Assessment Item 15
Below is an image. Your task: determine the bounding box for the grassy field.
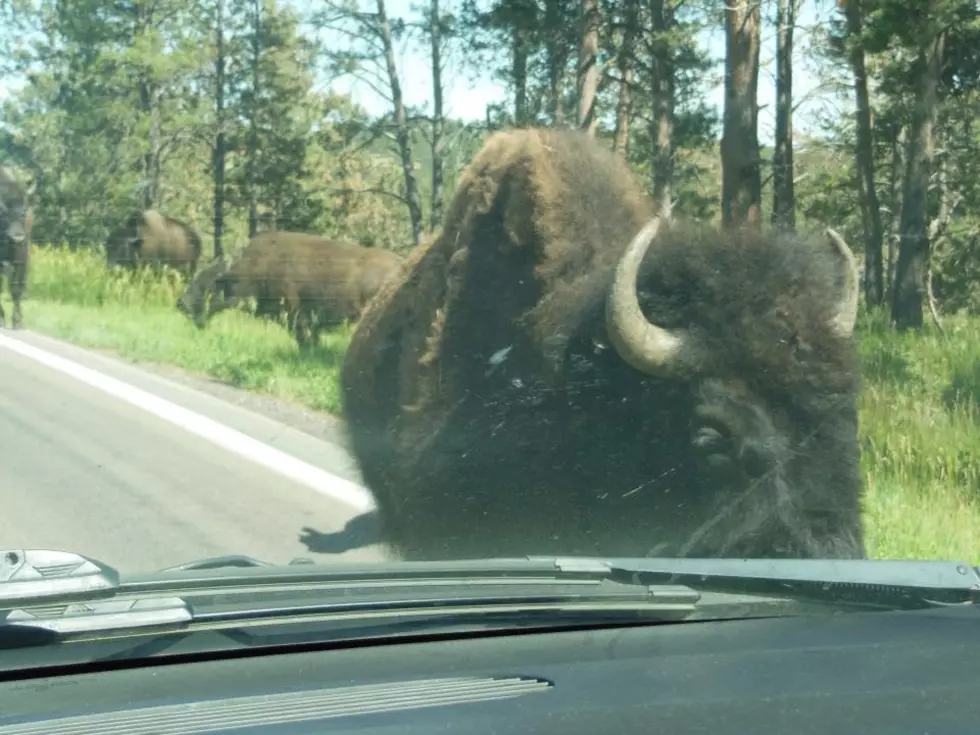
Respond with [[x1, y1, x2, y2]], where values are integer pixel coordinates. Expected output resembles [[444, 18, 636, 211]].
[[8, 244, 980, 563]]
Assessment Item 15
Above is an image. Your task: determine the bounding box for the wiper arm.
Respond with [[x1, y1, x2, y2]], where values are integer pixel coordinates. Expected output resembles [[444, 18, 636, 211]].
[[0, 549, 119, 607], [0, 549, 190, 635], [546, 556, 980, 610]]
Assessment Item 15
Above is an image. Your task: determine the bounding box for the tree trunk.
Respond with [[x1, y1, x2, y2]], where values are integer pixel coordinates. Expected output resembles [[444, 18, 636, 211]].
[[844, 0, 884, 306], [720, 0, 761, 228], [544, 0, 568, 125], [886, 125, 906, 296], [512, 25, 530, 125], [771, 0, 795, 231], [377, 0, 424, 245], [138, 78, 161, 210], [134, 4, 159, 211], [576, 0, 599, 133], [925, 150, 951, 332], [613, 0, 637, 156], [891, 29, 946, 330], [212, 0, 226, 258], [429, 0, 444, 230], [650, 0, 674, 218], [246, 0, 260, 239]]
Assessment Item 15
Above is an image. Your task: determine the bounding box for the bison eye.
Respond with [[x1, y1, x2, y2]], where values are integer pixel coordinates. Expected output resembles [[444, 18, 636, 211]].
[[782, 330, 808, 358]]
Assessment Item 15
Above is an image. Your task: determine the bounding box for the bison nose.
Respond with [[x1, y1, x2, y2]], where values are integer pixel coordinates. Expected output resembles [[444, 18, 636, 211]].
[[692, 407, 734, 450], [739, 439, 776, 480]]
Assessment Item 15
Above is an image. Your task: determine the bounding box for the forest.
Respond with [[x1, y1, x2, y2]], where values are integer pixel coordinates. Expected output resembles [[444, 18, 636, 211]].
[[1, 0, 979, 561]]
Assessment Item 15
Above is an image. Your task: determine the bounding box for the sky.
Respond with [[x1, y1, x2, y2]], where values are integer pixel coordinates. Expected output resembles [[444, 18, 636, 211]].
[[0, 0, 852, 146]]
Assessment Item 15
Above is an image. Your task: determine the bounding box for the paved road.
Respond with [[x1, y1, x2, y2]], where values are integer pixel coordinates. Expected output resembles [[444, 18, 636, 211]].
[[0, 330, 390, 573]]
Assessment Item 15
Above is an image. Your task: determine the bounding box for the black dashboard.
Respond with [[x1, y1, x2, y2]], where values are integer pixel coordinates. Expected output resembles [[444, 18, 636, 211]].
[[0, 605, 978, 734]]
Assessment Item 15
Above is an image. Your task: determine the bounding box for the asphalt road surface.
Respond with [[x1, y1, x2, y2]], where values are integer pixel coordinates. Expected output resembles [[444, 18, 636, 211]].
[[0, 329, 391, 574]]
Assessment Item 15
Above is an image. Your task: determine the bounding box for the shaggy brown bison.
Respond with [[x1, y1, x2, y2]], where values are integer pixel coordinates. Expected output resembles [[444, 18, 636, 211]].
[[176, 231, 403, 347], [341, 127, 864, 562], [0, 166, 33, 330], [105, 209, 202, 278]]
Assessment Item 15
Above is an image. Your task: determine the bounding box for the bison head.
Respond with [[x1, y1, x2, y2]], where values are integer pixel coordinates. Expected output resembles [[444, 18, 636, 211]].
[[2, 210, 30, 249], [105, 214, 144, 269], [598, 218, 862, 558], [0, 171, 32, 252], [177, 255, 234, 328], [606, 218, 859, 372]]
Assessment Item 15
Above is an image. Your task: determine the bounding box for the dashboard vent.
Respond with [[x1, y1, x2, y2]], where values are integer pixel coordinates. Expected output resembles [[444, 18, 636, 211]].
[[0, 675, 553, 735]]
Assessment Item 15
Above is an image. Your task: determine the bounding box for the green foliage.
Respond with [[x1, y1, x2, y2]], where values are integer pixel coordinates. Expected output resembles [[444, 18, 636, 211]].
[[0, 0, 417, 258]]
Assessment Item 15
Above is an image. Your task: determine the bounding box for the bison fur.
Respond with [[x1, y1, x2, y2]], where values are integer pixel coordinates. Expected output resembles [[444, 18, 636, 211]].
[[177, 230, 404, 348], [341, 127, 865, 562]]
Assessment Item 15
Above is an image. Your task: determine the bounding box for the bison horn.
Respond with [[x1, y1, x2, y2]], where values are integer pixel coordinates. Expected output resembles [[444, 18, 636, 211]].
[[825, 228, 860, 338], [606, 217, 695, 375]]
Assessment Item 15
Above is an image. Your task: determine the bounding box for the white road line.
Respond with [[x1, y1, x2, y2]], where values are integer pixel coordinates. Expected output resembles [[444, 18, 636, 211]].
[[0, 332, 377, 513]]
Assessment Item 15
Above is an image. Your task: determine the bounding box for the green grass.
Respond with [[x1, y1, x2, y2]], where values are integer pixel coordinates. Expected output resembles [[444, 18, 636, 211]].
[[855, 308, 980, 561], [18, 245, 354, 414], [8, 244, 980, 563]]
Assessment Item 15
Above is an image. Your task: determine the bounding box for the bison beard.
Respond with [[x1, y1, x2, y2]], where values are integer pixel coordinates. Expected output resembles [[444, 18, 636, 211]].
[[342, 127, 865, 562]]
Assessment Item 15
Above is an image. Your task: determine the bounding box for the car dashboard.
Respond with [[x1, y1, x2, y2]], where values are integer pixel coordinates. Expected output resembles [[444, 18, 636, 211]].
[[0, 604, 978, 734]]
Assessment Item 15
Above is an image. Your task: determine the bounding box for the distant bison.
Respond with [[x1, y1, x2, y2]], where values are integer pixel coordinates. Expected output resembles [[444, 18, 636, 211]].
[[341, 128, 864, 562], [176, 231, 404, 347], [105, 210, 202, 278], [0, 166, 33, 330]]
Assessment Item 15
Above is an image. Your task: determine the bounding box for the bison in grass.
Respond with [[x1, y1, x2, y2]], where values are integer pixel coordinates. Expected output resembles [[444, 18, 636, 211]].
[[105, 210, 202, 278], [0, 166, 33, 330], [176, 231, 404, 348], [341, 127, 865, 562]]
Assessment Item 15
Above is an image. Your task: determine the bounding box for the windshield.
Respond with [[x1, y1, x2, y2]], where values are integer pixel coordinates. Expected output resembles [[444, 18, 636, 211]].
[[0, 0, 976, 600]]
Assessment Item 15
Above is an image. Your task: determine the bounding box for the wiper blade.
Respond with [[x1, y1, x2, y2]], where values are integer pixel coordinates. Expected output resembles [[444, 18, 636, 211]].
[[160, 554, 316, 572], [549, 556, 980, 610], [3, 597, 191, 635]]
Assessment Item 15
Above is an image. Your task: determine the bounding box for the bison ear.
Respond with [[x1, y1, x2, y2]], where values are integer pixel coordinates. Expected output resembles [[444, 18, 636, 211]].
[[824, 228, 860, 338]]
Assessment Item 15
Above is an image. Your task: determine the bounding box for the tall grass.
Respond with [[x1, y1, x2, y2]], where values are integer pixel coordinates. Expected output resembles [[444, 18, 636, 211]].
[[8, 244, 980, 562], [855, 308, 980, 561]]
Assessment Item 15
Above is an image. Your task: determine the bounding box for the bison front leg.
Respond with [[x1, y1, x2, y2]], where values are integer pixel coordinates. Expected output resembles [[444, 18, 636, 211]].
[[9, 258, 27, 329], [294, 310, 325, 350], [291, 310, 313, 349]]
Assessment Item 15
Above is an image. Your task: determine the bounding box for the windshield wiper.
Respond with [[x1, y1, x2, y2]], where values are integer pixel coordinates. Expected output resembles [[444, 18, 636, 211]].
[[2, 549, 978, 641], [544, 556, 980, 610], [0, 549, 191, 635]]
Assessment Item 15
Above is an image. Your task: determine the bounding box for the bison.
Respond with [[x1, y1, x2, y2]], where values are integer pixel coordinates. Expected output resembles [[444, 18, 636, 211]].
[[105, 209, 202, 278], [341, 127, 865, 563], [176, 230, 404, 348], [0, 166, 33, 330]]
